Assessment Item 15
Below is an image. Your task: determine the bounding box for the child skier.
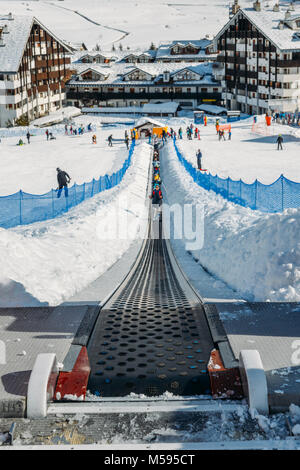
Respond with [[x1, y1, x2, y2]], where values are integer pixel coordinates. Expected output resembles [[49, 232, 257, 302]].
[[150, 184, 163, 206]]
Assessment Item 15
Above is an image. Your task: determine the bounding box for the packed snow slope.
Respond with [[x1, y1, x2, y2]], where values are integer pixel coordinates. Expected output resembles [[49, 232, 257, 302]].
[[163, 140, 300, 302], [0, 141, 151, 306], [167, 116, 300, 184], [0, 121, 132, 195], [0, 0, 264, 50]]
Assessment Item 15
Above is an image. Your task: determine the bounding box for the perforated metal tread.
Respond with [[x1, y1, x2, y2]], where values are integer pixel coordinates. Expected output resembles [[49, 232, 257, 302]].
[[87, 216, 214, 397]]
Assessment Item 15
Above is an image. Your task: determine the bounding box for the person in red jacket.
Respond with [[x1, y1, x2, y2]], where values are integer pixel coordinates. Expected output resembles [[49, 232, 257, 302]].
[[150, 184, 163, 206]]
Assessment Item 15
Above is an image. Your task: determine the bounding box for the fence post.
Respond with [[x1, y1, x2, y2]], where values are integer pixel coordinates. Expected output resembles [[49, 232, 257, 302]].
[[227, 177, 230, 199], [281, 174, 284, 211], [254, 179, 258, 210], [91, 179, 95, 197], [52, 189, 54, 217], [239, 179, 242, 202], [19, 190, 23, 225], [83, 183, 86, 201]]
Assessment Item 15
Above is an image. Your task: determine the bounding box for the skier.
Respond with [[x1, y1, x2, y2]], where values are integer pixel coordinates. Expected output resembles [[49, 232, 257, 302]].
[[228, 129, 232, 141], [178, 127, 183, 139], [46, 129, 49, 141], [26, 131, 31, 144], [65, 124, 68, 135], [276, 134, 283, 150], [150, 183, 163, 206], [125, 135, 129, 150], [196, 149, 202, 170], [56, 168, 71, 198], [108, 134, 113, 147], [92, 134, 97, 144]]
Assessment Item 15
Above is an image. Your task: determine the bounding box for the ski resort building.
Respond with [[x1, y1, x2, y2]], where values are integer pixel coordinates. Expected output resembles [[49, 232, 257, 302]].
[[155, 39, 217, 63], [65, 62, 222, 111], [213, 1, 300, 115], [73, 40, 216, 66], [0, 14, 73, 127]]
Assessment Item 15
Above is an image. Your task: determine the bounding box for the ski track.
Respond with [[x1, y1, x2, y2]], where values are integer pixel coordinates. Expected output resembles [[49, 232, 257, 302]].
[[43, 1, 130, 46]]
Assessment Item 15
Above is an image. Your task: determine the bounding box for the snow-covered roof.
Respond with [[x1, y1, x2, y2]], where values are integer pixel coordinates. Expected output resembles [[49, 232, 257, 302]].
[[0, 14, 73, 73], [197, 104, 227, 115], [82, 102, 179, 116], [32, 106, 81, 127], [68, 61, 218, 86], [135, 117, 166, 128], [156, 39, 212, 57], [142, 102, 179, 113], [74, 49, 156, 64], [82, 106, 142, 114], [215, 7, 300, 52]]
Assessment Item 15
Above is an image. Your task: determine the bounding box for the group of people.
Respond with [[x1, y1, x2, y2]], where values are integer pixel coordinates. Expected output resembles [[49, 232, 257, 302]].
[[215, 120, 232, 141], [149, 144, 163, 206], [106, 131, 131, 149], [186, 124, 201, 140], [64, 123, 92, 136], [272, 112, 300, 127]]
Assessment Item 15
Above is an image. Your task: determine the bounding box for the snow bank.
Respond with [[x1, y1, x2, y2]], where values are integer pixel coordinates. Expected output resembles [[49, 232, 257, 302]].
[[0, 142, 151, 306], [163, 142, 300, 302], [32, 107, 81, 127]]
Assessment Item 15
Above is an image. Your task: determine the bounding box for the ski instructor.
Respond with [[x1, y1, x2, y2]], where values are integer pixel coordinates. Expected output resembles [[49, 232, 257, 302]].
[[56, 167, 71, 198]]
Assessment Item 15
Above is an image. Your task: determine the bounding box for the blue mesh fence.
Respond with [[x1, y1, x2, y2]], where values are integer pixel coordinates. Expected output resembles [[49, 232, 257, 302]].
[[0, 140, 135, 229], [173, 139, 300, 213]]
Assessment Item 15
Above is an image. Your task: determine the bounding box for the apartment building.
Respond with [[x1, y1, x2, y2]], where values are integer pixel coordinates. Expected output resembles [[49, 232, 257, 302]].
[[0, 14, 73, 127], [65, 62, 222, 110], [213, 1, 300, 115], [73, 39, 216, 67]]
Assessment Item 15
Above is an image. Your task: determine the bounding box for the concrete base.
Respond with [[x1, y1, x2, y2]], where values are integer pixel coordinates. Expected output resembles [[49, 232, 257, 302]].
[[211, 302, 300, 412], [0, 305, 99, 417]]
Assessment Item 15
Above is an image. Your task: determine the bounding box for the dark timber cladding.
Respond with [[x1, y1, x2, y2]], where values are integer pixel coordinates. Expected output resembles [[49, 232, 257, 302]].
[[87, 217, 214, 397], [19, 22, 71, 98], [217, 10, 300, 106]]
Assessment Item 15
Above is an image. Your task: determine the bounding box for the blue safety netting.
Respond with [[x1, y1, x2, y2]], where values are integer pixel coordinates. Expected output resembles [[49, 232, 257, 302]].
[[173, 139, 300, 213], [0, 141, 135, 229]]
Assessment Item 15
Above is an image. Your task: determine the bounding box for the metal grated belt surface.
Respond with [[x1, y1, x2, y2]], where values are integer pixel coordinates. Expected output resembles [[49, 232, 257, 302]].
[[87, 216, 214, 398]]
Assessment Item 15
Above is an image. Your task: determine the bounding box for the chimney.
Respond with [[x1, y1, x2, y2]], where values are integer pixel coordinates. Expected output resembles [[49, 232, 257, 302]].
[[7, 12, 13, 20], [0, 38, 4, 47], [253, 1, 261, 11], [273, 2, 280, 12], [285, 10, 291, 20], [232, 0, 240, 15], [289, 2, 295, 12], [2, 24, 8, 33]]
